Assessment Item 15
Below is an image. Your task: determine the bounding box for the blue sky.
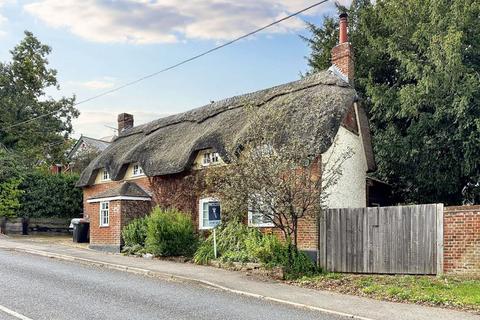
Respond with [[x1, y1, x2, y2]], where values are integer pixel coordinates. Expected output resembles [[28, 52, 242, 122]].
[[0, 0, 348, 139]]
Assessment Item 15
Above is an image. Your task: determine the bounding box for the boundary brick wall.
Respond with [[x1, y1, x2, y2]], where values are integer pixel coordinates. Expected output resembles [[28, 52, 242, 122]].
[[444, 205, 480, 277]]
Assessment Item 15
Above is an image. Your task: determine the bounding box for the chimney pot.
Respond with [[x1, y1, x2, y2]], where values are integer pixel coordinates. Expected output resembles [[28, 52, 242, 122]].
[[339, 13, 348, 44], [118, 113, 134, 132]]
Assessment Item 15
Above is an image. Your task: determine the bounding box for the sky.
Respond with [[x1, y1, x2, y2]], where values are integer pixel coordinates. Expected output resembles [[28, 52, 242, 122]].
[[0, 0, 350, 139]]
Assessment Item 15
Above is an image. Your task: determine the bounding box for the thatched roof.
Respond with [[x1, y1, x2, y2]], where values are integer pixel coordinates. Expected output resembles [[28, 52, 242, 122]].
[[87, 182, 151, 201], [77, 70, 360, 187]]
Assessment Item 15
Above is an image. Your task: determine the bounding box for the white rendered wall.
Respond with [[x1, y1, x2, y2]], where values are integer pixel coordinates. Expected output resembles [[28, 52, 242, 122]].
[[321, 125, 368, 208]]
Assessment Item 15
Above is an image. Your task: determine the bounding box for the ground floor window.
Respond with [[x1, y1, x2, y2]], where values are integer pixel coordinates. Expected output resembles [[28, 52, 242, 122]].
[[199, 198, 221, 229], [100, 201, 109, 227], [248, 194, 275, 227]]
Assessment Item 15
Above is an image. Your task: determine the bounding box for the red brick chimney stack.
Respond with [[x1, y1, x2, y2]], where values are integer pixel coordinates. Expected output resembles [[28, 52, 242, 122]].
[[331, 13, 354, 83], [118, 113, 134, 132]]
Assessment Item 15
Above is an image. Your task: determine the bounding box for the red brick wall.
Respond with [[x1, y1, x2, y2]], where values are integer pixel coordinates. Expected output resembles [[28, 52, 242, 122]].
[[297, 215, 318, 250], [88, 200, 122, 249], [341, 105, 359, 135], [84, 178, 152, 251], [121, 200, 153, 230], [149, 172, 201, 227], [258, 215, 318, 251], [444, 206, 480, 277]]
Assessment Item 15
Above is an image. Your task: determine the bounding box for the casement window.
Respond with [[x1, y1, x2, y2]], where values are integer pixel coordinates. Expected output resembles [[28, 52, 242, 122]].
[[199, 198, 221, 230], [99, 201, 109, 227], [248, 194, 275, 228], [101, 169, 110, 181], [132, 163, 144, 176], [202, 152, 220, 166]]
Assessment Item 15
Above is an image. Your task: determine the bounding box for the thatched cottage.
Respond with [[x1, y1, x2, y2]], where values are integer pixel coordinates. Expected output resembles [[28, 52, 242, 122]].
[[77, 14, 376, 254]]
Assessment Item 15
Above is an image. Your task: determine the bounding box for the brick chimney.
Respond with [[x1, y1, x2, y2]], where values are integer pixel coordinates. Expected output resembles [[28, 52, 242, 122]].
[[118, 113, 134, 132], [331, 13, 354, 83]]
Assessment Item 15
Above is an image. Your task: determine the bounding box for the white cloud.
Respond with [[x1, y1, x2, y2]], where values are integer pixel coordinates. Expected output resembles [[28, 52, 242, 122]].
[[76, 79, 115, 90], [0, 0, 14, 37], [72, 110, 168, 138], [24, 0, 349, 44], [66, 77, 117, 91]]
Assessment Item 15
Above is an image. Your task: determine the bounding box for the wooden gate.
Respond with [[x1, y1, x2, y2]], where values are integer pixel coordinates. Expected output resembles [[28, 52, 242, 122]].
[[318, 204, 443, 274]]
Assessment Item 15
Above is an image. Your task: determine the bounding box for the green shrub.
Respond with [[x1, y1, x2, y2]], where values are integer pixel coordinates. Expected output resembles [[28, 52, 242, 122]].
[[145, 207, 197, 257], [18, 171, 82, 218], [122, 217, 148, 248], [248, 234, 317, 278], [194, 220, 260, 264], [0, 179, 23, 219], [193, 237, 215, 264], [282, 243, 317, 279], [245, 233, 285, 266], [193, 220, 317, 279]]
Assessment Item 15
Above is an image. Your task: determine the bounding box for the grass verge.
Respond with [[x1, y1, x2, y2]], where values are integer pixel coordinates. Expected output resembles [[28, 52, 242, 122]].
[[290, 273, 480, 313]]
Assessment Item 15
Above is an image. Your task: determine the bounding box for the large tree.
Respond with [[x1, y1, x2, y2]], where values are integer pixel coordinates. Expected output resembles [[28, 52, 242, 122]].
[[0, 31, 78, 165], [305, 0, 480, 205]]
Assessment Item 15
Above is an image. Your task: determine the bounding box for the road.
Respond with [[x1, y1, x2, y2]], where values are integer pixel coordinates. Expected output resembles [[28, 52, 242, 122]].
[[0, 249, 346, 320]]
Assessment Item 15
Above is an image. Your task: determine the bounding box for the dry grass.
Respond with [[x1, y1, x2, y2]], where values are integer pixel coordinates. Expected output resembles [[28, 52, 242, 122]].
[[291, 273, 480, 313]]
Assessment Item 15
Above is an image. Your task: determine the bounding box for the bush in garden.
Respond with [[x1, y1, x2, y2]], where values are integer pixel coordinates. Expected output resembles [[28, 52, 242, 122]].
[[193, 220, 318, 279], [194, 219, 260, 264], [247, 234, 317, 278], [281, 242, 317, 279], [145, 207, 198, 257], [245, 233, 285, 265], [122, 217, 148, 253], [193, 238, 215, 264]]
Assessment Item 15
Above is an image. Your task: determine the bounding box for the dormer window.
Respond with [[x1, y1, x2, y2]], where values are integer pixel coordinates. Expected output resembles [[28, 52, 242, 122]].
[[202, 152, 220, 166], [101, 169, 110, 181], [132, 163, 144, 176]]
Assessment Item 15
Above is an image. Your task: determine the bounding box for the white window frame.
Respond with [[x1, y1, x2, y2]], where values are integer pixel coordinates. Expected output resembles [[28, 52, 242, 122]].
[[132, 163, 144, 177], [101, 169, 110, 181], [202, 151, 220, 167], [248, 194, 275, 228], [199, 197, 221, 230], [99, 201, 109, 227]]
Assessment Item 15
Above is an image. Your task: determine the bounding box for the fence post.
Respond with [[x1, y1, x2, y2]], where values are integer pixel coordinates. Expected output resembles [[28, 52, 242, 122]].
[[436, 203, 444, 276]]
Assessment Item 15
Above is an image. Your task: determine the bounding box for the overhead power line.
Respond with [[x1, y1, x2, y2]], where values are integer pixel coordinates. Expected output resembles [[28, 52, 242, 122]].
[[1, 0, 330, 131]]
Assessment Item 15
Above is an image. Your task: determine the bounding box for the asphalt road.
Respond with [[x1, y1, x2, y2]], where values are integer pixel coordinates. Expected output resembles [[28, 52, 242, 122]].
[[0, 249, 347, 320]]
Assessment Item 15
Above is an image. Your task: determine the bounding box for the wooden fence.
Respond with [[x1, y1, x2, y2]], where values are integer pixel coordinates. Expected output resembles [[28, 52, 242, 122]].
[[318, 204, 444, 275], [0, 217, 71, 234]]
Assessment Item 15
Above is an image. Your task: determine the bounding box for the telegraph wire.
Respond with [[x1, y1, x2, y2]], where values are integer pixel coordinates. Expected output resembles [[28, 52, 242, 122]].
[[0, 0, 330, 131]]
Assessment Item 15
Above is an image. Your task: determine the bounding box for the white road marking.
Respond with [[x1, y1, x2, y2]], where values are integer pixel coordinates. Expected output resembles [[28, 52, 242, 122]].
[[0, 304, 33, 320]]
